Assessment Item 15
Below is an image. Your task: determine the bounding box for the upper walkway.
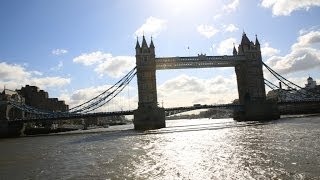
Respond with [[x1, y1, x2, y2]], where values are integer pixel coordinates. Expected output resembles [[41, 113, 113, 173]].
[[155, 55, 246, 70]]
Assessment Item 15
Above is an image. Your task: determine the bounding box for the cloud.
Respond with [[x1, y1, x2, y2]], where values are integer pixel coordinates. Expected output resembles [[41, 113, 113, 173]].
[[29, 77, 70, 88], [216, 38, 236, 55], [134, 17, 167, 37], [31, 71, 43, 76], [73, 51, 110, 66], [0, 62, 70, 90], [261, 42, 280, 58], [73, 51, 135, 78], [213, 14, 222, 20], [0, 62, 31, 82], [265, 30, 320, 74], [197, 24, 219, 38], [50, 61, 63, 71], [224, 24, 239, 32], [94, 56, 135, 78], [59, 85, 137, 112], [261, 0, 320, 16], [158, 74, 238, 107], [52, 49, 68, 55], [223, 0, 240, 13]]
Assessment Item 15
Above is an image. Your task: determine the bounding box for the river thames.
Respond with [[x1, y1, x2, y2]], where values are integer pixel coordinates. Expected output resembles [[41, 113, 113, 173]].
[[0, 116, 320, 179]]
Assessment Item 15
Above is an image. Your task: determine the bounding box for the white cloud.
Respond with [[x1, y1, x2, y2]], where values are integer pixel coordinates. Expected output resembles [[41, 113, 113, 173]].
[[223, 0, 240, 13], [50, 61, 63, 71], [73, 51, 110, 66], [134, 17, 167, 37], [261, 0, 320, 16], [197, 24, 219, 38], [261, 42, 280, 58], [94, 56, 135, 78], [0, 62, 31, 82], [265, 30, 320, 74], [224, 24, 239, 32], [299, 26, 320, 35], [216, 38, 236, 55], [213, 14, 222, 20], [293, 30, 320, 48], [158, 74, 238, 107], [73, 51, 135, 78], [0, 62, 70, 90], [29, 77, 71, 88], [59, 85, 137, 112], [52, 49, 68, 55], [31, 71, 43, 76]]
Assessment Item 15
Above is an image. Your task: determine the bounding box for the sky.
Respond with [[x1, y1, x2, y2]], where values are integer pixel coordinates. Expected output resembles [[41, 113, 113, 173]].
[[1, 0, 320, 111]]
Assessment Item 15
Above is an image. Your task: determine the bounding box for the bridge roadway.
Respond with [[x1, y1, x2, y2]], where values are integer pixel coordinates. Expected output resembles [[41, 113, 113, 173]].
[[7, 101, 320, 123], [155, 55, 246, 70], [8, 104, 242, 123]]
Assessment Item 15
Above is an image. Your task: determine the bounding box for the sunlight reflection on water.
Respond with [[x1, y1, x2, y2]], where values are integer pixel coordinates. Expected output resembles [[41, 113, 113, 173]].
[[0, 117, 320, 179]]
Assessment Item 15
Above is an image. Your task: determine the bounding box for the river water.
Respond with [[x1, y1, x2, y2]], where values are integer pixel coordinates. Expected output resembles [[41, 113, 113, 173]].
[[0, 116, 320, 179]]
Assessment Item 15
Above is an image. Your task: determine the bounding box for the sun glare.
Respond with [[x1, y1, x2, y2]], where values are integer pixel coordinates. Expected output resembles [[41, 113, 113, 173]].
[[158, 0, 215, 15]]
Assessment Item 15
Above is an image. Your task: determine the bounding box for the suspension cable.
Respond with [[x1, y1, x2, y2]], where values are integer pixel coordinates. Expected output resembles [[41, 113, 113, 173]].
[[263, 62, 320, 100], [69, 67, 136, 112]]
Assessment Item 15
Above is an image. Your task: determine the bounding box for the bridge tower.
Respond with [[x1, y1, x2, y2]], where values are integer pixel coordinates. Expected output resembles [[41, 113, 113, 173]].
[[133, 36, 165, 130], [234, 33, 279, 120]]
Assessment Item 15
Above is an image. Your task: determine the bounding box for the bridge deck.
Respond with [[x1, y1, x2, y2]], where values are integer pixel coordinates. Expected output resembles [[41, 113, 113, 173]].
[[8, 104, 243, 123], [9, 110, 135, 123], [156, 55, 246, 70], [7, 101, 320, 123]]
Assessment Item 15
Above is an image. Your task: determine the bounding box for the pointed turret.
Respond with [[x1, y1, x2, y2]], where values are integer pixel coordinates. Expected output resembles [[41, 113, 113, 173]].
[[255, 34, 260, 45], [233, 43, 237, 55], [135, 37, 140, 49], [135, 37, 141, 54], [141, 35, 148, 47], [149, 36, 155, 54], [241, 32, 250, 45], [239, 32, 251, 52], [150, 36, 155, 48], [255, 34, 260, 49]]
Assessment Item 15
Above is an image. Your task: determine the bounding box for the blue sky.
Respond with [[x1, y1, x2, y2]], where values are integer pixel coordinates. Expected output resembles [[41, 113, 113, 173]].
[[1, 0, 320, 110]]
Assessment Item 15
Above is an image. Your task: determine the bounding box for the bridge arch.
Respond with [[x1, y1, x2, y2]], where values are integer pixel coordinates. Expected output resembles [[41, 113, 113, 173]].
[[7, 105, 24, 121]]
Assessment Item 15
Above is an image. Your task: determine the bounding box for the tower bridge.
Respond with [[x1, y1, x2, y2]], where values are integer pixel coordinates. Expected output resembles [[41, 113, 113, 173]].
[[133, 33, 280, 130]]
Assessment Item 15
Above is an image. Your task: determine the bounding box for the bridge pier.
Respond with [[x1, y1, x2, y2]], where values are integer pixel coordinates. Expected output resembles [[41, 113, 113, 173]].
[[0, 103, 25, 137], [0, 120, 25, 138], [234, 101, 279, 121], [134, 107, 165, 130]]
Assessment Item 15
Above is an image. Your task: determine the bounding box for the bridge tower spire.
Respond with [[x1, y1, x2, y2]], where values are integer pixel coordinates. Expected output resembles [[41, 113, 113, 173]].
[[233, 43, 237, 55], [255, 34, 260, 49], [133, 36, 165, 130], [234, 33, 279, 120]]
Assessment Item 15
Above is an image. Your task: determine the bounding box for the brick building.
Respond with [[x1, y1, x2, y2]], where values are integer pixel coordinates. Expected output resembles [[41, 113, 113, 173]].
[[17, 85, 68, 112]]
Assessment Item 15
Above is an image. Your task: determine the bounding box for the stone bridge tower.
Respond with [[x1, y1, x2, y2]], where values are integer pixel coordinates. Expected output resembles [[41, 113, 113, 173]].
[[133, 36, 165, 130], [234, 33, 279, 120]]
